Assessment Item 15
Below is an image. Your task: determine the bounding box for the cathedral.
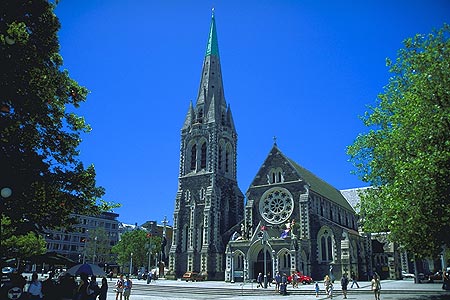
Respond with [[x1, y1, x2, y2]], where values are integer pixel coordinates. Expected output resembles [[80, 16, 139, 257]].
[[168, 12, 369, 281]]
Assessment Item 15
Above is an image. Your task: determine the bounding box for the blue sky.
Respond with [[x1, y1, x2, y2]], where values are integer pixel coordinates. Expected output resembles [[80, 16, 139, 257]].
[[54, 0, 449, 226]]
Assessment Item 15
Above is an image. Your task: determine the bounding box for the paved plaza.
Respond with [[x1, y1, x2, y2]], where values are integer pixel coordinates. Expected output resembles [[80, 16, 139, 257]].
[[104, 277, 450, 300]]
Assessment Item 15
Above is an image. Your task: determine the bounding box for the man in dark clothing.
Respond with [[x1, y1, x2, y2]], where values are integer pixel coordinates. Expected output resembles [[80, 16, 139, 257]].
[[341, 273, 349, 299]]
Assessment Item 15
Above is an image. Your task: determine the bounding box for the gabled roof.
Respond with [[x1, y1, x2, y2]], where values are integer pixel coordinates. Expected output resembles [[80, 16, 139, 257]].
[[256, 144, 354, 212], [285, 156, 355, 212]]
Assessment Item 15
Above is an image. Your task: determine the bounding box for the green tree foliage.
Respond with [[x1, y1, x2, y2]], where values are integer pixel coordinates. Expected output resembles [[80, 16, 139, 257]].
[[347, 24, 450, 258], [1, 216, 46, 260], [0, 1, 118, 244], [112, 230, 161, 273]]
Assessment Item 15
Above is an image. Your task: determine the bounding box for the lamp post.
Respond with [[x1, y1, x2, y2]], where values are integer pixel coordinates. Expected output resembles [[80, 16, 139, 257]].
[[130, 252, 133, 275], [82, 230, 88, 264], [231, 251, 235, 283], [93, 236, 98, 264]]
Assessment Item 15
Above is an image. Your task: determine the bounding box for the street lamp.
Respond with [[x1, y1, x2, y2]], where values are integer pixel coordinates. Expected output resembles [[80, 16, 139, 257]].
[[93, 236, 98, 264], [130, 252, 133, 275], [1, 187, 12, 198], [231, 251, 235, 283]]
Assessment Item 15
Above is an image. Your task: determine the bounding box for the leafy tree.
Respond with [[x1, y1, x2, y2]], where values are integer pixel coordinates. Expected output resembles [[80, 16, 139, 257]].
[[1, 216, 46, 261], [347, 24, 450, 258], [0, 0, 118, 246], [112, 230, 161, 273]]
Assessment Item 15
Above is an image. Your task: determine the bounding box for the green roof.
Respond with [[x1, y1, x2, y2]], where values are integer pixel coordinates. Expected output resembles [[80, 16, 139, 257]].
[[205, 11, 220, 57], [286, 156, 355, 212]]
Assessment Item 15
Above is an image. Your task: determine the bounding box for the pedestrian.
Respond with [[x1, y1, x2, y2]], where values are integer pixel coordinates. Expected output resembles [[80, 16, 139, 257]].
[[371, 274, 381, 300], [443, 269, 449, 290], [87, 275, 100, 300], [98, 277, 108, 300], [115, 274, 124, 300], [74, 273, 89, 300], [256, 272, 263, 288], [274, 271, 281, 292], [28, 272, 43, 300], [108, 271, 114, 281], [280, 273, 288, 295], [42, 271, 57, 300], [314, 282, 320, 297], [324, 275, 333, 298], [146, 271, 152, 284], [340, 273, 349, 299], [267, 272, 272, 287], [123, 275, 133, 300], [350, 272, 359, 288]]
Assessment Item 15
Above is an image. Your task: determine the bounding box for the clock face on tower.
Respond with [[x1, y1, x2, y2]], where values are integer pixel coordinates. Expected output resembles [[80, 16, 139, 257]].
[[259, 187, 294, 224]]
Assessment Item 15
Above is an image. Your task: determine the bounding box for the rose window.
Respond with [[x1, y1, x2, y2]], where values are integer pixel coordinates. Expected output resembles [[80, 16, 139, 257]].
[[259, 188, 294, 224]]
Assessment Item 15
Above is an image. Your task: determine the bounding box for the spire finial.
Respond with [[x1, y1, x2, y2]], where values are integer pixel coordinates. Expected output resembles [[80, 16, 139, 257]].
[[273, 136, 277, 146]]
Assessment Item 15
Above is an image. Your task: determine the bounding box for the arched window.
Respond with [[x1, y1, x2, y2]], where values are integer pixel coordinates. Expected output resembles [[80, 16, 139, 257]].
[[281, 251, 291, 269], [225, 149, 230, 172], [318, 227, 335, 263], [200, 142, 207, 169], [190, 144, 197, 171], [197, 109, 203, 123]]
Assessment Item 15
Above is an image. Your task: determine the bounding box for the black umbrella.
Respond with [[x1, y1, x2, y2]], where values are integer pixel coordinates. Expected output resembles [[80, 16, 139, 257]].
[[66, 263, 106, 276]]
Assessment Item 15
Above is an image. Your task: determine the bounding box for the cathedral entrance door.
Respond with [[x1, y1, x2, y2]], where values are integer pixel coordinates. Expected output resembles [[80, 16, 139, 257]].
[[253, 249, 273, 280]]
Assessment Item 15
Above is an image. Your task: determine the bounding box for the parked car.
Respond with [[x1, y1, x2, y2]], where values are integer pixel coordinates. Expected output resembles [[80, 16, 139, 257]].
[[402, 270, 415, 279], [287, 272, 314, 284], [182, 271, 205, 282]]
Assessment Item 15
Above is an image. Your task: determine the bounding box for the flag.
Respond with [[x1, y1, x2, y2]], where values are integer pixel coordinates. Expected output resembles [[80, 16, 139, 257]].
[[280, 229, 290, 239]]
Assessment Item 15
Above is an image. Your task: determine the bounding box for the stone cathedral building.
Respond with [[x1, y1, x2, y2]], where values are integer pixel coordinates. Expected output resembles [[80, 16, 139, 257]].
[[168, 12, 244, 281], [169, 12, 369, 281]]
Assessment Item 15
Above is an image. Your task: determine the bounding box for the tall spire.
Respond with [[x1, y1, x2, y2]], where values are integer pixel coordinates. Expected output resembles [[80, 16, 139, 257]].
[[205, 8, 219, 57]]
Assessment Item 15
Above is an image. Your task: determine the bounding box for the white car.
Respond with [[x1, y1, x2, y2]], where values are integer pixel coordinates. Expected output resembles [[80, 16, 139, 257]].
[[402, 270, 415, 278]]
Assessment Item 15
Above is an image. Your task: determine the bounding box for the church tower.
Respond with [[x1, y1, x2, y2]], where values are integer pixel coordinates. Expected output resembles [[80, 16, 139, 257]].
[[168, 11, 244, 280]]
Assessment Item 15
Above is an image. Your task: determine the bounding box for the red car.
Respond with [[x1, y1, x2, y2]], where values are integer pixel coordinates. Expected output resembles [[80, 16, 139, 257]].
[[287, 272, 314, 284]]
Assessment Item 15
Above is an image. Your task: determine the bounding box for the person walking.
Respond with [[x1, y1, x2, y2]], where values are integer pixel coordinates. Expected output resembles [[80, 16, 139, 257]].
[[28, 272, 43, 300], [267, 272, 272, 287], [98, 277, 108, 300], [350, 272, 360, 288], [123, 275, 133, 300], [314, 282, 320, 297], [340, 273, 349, 299], [146, 271, 152, 284], [256, 272, 263, 288], [115, 274, 124, 300], [280, 273, 288, 295], [371, 274, 381, 300], [274, 271, 281, 292], [324, 275, 333, 298]]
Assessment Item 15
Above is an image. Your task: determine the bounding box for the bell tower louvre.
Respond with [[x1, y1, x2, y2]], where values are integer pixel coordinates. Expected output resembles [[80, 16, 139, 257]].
[[168, 10, 244, 280]]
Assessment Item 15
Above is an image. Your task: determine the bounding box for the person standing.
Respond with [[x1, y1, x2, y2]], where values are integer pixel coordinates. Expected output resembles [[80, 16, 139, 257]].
[[267, 272, 272, 287], [314, 282, 320, 297], [123, 275, 133, 300], [274, 271, 281, 292], [146, 271, 152, 284], [350, 272, 360, 288], [280, 273, 288, 295], [340, 273, 349, 299], [115, 274, 124, 300], [87, 275, 99, 300], [98, 277, 108, 300], [28, 273, 43, 300], [371, 274, 381, 300]]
